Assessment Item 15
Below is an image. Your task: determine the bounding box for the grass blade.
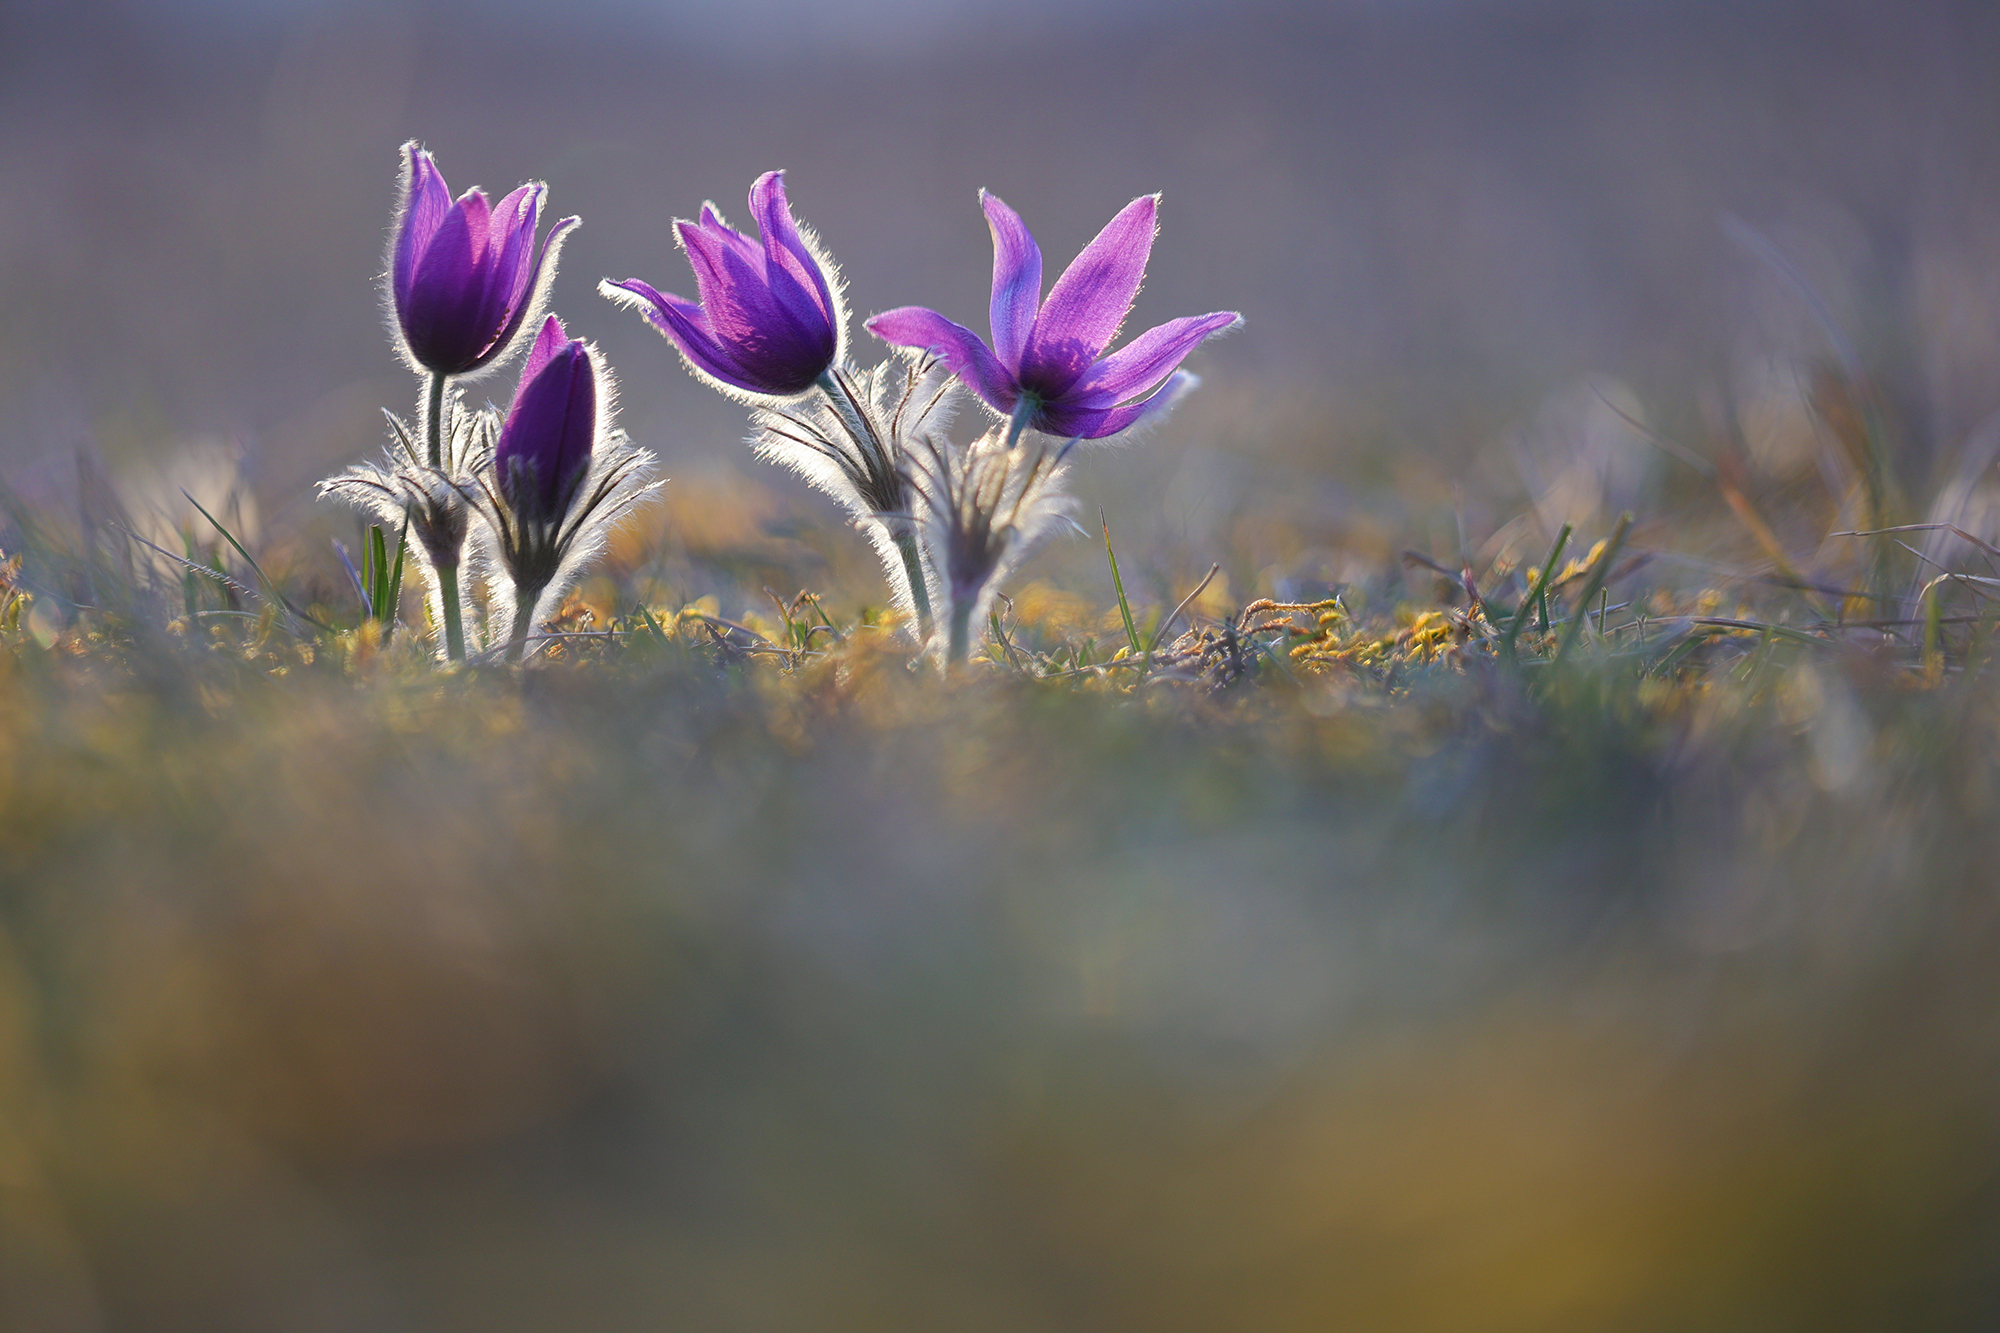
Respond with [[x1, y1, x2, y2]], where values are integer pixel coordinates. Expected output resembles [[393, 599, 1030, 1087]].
[[1101, 508, 1143, 659], [384, 520, 407, 629], [1555, 512, 1632, 664], [368, 524, 390, 619], [637, 603, 671, 648], [1501, 522, 1571, 661], [333, 538, 371, 618], [183, 490, 333, 634]]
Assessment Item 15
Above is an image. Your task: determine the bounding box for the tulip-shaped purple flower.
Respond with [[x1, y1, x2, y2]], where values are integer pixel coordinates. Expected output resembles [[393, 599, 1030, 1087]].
[[392, 142, 577, 379], [466, 316, 659, 662], [867, 192, 1239, 441], [600, 171, 843, 399], [496, 316, 596, 524]]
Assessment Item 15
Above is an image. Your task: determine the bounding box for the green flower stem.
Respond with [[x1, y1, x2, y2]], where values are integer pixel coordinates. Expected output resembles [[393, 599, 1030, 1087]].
[[947, 596, 975, 666], [1003, 395, 1037, 451], [425, 371, 448, 468], [893, 529, 933, 636], [506, 586, 547, 664], [421, 371, 469, 663], [437, 560, 466, 664]]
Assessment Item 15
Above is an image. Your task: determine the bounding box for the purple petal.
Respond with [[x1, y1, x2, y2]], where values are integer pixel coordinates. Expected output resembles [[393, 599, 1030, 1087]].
[[486, 183, 544, 318], [454, 189, 494, 260], [699, 203, 765, 272], [866, 307, 1015, 412], [401, 199, 486, 370], [1037, 370, 1194, 440], [519, 314, 568, 386], [603, 277, 761, 392], [474, 212, 577, 374], [393, 144, 451, 311], [498, 335, 595, 522], [681, 222, 809, 346], [1020, 195, 1158, 399], [750, 171, 835, 325], [981, 190, 1042, 374], [1066, 311, 1240, 408], [677, 213, 832, 393]]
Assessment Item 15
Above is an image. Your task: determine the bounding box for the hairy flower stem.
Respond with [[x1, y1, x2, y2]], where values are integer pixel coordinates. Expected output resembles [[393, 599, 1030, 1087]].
[[422, 371, 468, 662], [893, 529, 932, 633], [816, 370, 933, 634], [437, 558, 466, 662], [425, 372, 448, 468], [947, 596, 975, 666], [506, 585, 547, 663]]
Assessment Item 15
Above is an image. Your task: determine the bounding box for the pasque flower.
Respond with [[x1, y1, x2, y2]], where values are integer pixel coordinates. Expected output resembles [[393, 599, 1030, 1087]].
[[462, 316, 659, 660], [317, 388, 488, 661], [751, 353, 959, 627], [909, 429, 1078, 664], [600, 171, 843, 399], [392, 142, 577, 378], [867, 192, 1240, 440], [496, 316, 596, 523]]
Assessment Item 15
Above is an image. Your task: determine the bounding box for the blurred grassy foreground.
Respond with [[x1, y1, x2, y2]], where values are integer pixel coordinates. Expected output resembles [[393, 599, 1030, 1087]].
[[5, 467, 2000, 1331]]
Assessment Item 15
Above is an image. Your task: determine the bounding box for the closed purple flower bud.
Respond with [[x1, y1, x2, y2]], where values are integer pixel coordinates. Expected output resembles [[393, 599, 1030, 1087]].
[[392, 142, 578, 377], [601, 170, 844, 400], [496, 316, 596, 524]]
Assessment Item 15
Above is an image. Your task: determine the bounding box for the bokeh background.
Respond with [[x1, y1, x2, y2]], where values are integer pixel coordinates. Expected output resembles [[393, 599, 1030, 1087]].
[[6, 0, 2000, 612], [8, 2, 2000, 1330]]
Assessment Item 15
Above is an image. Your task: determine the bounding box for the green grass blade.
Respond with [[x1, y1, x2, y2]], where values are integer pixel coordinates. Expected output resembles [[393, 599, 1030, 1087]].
[[1555, 512, 1632, 664], [384, 521, 407, 628], [368, 524, 390, 621], [1102, 509, 1143, 659], [637, 603, 671, 647], [124, 525, 259, 603], [333, 538, 371, 618], [183, 490, 333, 634], [1501, 522, 1571, 661], [180, 532, 200, 618]]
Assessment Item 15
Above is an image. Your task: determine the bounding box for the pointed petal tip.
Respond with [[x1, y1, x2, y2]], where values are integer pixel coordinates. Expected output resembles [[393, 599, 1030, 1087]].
[[749, 170, 793, 217]]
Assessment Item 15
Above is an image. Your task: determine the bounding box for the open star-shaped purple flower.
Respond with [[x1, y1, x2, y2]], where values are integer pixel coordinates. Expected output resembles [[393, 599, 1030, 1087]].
[[600, 171, 843, 400], [866, 192, 1239, 440], [392, 143, 577, 378]]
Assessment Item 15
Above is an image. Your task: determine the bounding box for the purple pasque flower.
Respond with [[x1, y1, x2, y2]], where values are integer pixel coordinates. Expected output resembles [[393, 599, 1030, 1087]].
[[392, 142, 578, 377], [600, 170, 843, 399], [466, 316, 658, 661], [866, 192, 1240, 440], [495, 316, 597, 524]]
